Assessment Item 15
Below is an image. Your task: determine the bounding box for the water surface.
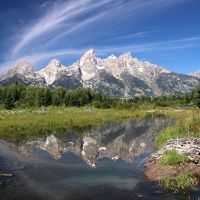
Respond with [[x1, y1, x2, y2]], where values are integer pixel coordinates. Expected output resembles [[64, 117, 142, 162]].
[[0, 116, 199, 200]]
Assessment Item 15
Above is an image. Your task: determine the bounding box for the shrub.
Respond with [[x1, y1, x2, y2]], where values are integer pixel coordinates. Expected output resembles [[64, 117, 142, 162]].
[[160, 173, 198, 191]]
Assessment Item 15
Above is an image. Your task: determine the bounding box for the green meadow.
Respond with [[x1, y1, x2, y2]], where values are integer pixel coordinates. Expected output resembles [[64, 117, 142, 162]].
[[0, 106, 147, 142]]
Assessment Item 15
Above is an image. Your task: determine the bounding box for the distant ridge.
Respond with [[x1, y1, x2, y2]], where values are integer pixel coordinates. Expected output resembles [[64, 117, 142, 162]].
[[190, 70, 200, 79], [0, 49, 199, 97]]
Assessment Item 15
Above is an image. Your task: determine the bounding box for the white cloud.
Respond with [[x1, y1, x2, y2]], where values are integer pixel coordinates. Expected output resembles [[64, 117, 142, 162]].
[[96, 36, 200, 54], [1, 35, 199, 73], [11, 0, 114, 57], [113, 30, 159, 40], [11, 0, 188, 57], [1, 0, 191, 72]]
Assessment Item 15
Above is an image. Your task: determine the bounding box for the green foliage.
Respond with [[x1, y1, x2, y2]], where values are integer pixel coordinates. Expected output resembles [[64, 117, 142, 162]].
[[64, 87, 94, 107], [0, 83, 103, 109], [51, 88, 66, 106], [23, 87, 37, 107], [192, 84, 200, 108], [156, 109, 200, 148], [2, 82, 25, 109], [193, 132, 200, 138], [160, 150, 186, 166], [156, 127, 186, 149], [0, 82, 199, 110], [160, 173, 198, 191]]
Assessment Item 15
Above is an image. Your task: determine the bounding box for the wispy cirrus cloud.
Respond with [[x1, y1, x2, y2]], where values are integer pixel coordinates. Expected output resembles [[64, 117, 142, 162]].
[[112, 30, 159, 41], [11, 0, 126, 57], [12, 0, 95, 56], [11, 0, 188, 57], [97, 35, 200, 54], [1, 35, 199, 73], [0, 0, 194, 73], [13, 0, 135, 57]]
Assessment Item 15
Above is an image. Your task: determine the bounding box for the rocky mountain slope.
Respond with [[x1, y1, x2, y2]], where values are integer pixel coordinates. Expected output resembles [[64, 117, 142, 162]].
[[0, 49, 200, 97], [0, 61, 45, 86]]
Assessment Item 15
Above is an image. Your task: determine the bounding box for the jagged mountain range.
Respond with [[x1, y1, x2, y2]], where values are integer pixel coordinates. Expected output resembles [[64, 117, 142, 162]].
[[0, 49, 200, 97]]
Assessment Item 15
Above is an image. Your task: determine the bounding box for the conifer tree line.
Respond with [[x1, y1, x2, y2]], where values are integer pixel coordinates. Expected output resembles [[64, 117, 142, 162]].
[[0, 82, 200, 109], [0, 82, 105, 109]]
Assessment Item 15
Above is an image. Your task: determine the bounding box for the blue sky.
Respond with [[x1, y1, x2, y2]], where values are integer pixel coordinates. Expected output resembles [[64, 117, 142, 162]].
[[0, 0, 200, 74]]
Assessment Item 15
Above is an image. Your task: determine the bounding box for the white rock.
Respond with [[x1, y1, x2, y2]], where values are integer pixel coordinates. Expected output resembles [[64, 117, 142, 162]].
[[38, 59, 66, 85]]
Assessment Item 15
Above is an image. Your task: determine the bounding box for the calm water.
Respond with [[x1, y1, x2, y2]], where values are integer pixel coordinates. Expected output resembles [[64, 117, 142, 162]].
[[0, 116, 199, 200]]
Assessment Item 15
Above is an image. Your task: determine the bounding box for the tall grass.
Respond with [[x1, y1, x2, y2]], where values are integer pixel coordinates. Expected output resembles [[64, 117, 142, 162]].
[[160, 173, 198, 191], [155, 108, 200, 148]]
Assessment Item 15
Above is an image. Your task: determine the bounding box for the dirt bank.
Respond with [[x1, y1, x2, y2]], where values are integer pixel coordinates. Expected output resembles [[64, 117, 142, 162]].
[[145, 139, 200, 188]]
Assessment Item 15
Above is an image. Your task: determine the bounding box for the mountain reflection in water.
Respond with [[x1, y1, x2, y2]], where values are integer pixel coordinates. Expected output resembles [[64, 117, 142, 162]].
[[0, 116, 172, 166], [0, 116, 199, 200]]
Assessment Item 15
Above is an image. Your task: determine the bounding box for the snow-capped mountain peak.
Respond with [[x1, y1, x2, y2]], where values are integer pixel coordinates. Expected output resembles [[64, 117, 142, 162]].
[[0, 60, 45, 86], [107, 54, 118, 60], [80, 49, 97, 67], [78, 49, 99, 81], [45, 59, 65, 70], [38, 59, 66, 85], [49, 59, 61, 67], [119, 52, 133, 61], [13, 61, 33, 75]]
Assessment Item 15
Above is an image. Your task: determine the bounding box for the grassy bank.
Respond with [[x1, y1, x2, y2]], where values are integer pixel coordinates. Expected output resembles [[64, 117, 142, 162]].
[[155, 108, 200, 148], [160, 173, 198, 191], [0, 106, 147, 142], [153, 108, 200, 191], [0, 106, 199, 143]]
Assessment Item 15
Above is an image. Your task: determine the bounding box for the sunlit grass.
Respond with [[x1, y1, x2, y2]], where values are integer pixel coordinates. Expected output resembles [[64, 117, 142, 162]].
[[155, 108, 200, 148], [160, 173, 198, 191], [0, 106, 147, 142], [160, 150, 186, 166]]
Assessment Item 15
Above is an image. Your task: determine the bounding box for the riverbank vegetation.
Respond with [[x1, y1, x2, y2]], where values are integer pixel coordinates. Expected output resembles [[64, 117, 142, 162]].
[[0, 107, 147, 142], [151, 107, 200, 191], [155, 108, 200, 148], [160, 173, 198, 191]]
